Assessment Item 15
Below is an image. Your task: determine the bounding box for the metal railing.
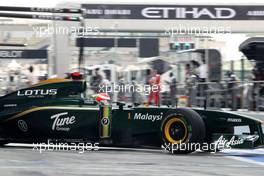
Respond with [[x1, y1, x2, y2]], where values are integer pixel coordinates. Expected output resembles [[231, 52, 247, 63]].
[[1, 79, 264, 112], [86, 80, 264, 111], [163, 80, 264, 111]]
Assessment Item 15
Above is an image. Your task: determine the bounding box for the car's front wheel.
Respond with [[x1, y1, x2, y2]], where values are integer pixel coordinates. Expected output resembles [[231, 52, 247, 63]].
[[161, 108, 205, 154]]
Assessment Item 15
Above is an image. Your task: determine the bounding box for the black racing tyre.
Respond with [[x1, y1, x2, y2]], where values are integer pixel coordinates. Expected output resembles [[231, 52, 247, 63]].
[[161, 108, 205, 154]]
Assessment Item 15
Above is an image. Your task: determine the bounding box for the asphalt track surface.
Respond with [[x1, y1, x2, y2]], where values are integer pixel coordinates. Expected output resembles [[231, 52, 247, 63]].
[[0, 145, 263, 176], [0, 110, 263, 176]]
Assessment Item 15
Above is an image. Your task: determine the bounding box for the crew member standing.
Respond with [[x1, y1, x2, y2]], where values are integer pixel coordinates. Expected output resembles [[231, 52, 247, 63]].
[[131, 77, 142, 105], [168, 72, 177, 107], [148, 71, 161, 106], [198, 58, 208, 97], [90, 68, 103, 93], [27, 66, 38, 86], [198, 59, 208, 83]]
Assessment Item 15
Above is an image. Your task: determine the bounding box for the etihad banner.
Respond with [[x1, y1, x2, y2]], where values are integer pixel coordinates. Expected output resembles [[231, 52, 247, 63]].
[[82, 4, 264, 20], [0, 50, 47, 59]]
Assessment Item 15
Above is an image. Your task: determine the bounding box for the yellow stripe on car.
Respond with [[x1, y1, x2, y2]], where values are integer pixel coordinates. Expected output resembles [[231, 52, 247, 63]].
[[30, 78, 72, 87], [4, 106, 97, 122]]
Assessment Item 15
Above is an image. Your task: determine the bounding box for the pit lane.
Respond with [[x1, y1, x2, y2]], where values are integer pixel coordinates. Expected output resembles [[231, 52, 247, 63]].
[[0, 144, 263, 176]]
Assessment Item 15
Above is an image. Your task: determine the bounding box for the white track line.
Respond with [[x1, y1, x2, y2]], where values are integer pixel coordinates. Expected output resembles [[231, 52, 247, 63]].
[[225, 156, 264, 166], [221, 149, 264, 166]]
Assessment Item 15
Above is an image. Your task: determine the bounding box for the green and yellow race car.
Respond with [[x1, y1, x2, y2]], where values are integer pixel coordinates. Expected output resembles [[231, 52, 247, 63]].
[[0, 77, 263, 153]]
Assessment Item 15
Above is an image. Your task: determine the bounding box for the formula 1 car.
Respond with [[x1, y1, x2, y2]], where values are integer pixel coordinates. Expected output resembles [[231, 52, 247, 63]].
[[0, 77, 263, 154]]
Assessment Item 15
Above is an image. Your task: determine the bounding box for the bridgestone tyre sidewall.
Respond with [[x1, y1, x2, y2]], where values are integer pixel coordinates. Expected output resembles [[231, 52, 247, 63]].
[[161, 108, 206, 154]]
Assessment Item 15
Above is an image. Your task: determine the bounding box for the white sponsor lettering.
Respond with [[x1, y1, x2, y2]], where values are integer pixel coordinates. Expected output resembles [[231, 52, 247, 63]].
[[50, 112, 76, 131], [134, 112, 163, 122], [17, 89, 57, 97], [215, 135, 244, 149], [0, 51, 23, 58], [86, 9, 103, 15], [247, 10, 264, 16], [141, 7, 236, 19], [4, 104, 17, 107], [227, 118, 242, 123], [30, 7, 62, 13], [32, 15, 63, 20]]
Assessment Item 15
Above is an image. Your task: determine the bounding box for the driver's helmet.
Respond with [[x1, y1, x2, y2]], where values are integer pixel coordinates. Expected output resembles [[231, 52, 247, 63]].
[[95, 93, 110, 102], [70, 72, 83, 80]]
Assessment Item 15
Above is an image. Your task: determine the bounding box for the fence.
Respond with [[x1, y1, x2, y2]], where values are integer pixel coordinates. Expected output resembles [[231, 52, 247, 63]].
[[163, 80, 264, 111], [86, 80, 264, 111]]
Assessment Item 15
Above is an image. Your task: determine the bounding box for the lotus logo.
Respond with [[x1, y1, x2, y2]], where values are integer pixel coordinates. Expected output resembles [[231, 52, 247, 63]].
[[18, 120, 28, 132], [17, 89, 57, 97]]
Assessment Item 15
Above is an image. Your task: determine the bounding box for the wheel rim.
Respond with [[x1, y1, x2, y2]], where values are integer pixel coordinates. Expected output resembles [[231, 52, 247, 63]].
[[164, 117, 188, 144]]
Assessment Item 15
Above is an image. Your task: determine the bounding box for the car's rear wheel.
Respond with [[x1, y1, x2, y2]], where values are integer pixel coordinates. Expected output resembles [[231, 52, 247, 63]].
[[161, 108, 205, 154]]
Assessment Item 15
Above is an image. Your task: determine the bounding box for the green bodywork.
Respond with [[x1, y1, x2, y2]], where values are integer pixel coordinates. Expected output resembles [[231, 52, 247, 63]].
[[0, 80, 263, 150]]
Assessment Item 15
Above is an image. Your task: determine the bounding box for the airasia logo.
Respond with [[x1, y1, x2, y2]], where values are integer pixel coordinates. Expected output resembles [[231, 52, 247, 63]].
[[141, 7, 236, 19]]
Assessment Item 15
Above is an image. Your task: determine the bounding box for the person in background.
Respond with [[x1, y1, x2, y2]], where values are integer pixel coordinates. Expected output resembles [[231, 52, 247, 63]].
[[97, 76, 113, 102], [226, 71, 237, 90], [90, 68, 103, 93], [185, 63, 191, 83], [166, 72, 177, 107], [226, 71, 238, 110], [197, 59, 208, 97], [117, 76, 126, 101], [148, 70, 161, 106], [198, 58, 208, 83], [185, 63, 193, 104], [27, 66, 38, 86], [131, 77, 142, 106], [146, 69, 152, 85]]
